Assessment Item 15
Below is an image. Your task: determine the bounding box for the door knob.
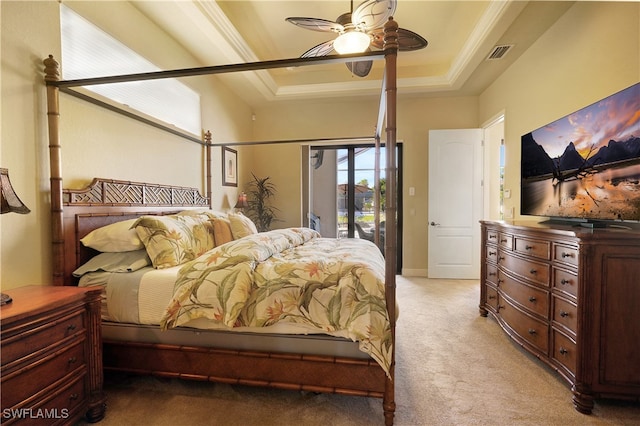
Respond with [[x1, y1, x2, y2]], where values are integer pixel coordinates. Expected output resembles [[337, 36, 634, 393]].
[[430, 221, 440, 226]]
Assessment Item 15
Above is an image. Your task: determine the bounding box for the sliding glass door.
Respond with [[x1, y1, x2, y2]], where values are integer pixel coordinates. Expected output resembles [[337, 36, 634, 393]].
[[308, 143, 402, 271]]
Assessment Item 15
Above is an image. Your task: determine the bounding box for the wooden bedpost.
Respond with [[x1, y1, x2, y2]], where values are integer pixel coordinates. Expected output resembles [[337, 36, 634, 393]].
[[44, 55, 65, 286], [383, 17, 399, 426], [204, 130, 213, 207]]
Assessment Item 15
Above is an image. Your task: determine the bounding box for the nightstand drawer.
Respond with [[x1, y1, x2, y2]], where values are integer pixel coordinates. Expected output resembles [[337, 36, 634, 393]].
[[1, 340, 85, 410], [1, 310, 85, 368]]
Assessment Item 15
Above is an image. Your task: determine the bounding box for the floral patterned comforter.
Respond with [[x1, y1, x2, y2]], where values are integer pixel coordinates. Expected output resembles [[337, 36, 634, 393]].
[[160, 227, 392, 375]]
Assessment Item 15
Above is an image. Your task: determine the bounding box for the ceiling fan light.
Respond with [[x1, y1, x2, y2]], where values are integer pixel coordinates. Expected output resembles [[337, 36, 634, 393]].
[[333, 31, 370, 55]]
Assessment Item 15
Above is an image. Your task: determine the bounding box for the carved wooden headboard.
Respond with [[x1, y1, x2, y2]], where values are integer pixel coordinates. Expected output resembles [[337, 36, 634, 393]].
[[59, 178, 210, 286]]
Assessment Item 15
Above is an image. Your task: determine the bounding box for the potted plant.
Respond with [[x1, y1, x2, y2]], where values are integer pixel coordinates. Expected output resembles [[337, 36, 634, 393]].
[[246, 173, 279, 232]]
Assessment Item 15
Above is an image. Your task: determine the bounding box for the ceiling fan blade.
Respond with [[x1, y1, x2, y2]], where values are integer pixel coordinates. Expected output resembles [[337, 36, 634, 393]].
[[286, 17, 344, 33], [301, 40, 335, 58], [370, 27, 428, 51], [346, 60, 373, 77], [352, 0, 396, 31]]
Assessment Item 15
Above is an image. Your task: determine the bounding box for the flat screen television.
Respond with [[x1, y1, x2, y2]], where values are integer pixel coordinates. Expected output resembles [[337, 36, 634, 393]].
[[520, 82, 640, 228]]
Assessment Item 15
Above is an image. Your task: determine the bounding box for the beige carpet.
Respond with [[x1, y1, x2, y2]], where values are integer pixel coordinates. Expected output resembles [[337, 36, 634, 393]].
[[82, 277, 640, 425]]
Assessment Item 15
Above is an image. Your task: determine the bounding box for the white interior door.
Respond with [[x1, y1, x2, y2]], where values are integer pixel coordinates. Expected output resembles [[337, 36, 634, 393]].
[[428, 129, 483, 279]]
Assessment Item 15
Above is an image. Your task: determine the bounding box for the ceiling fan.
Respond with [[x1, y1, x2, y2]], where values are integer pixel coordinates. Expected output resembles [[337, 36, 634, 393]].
[[285, 0, 428, 77]]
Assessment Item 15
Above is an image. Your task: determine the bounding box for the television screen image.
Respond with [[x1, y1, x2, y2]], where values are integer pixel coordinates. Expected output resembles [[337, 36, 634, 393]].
[[521, 83, 640, 223]]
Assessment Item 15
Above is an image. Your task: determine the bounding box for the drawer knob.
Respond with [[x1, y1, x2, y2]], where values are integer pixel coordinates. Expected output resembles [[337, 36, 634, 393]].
[[561, 252, 574, 258], [528, 296, 537, 302], [489, 235, 496, 239], [68, 356, 77, 364], [488, 272, 496, 276], [498, 256, 505, 261], [559, 347, 568, 355], [500, 239, 507, 243], [69, 393, 79, 401], [488, 251, 496, 256], [528, 328, 537, 335], [67, 324, 77, 331], [525, 245, 533, 250], [560, 278, 570, 285], [529, 269, 537, 275], [560, 310, 569, 318], [488, 295, 496, 300]]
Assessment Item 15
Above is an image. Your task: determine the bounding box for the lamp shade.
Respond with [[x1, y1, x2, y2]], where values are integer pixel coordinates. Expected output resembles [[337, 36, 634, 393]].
[[1, 168, 30, 214], [235, 192, 248, 209], [333, 31, 370, 55]]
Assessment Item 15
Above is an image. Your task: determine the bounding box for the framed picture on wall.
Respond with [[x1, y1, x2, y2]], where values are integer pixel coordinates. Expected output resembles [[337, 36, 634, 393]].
[[222, 146, 238, 187]]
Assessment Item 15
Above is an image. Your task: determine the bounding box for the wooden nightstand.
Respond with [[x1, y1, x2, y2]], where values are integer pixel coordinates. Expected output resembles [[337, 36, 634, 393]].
[[1, 286, 106, 424]]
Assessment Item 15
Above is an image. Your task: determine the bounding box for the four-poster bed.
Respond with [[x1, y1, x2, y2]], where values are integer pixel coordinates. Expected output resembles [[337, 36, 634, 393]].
[[44, 17, 401, 425]]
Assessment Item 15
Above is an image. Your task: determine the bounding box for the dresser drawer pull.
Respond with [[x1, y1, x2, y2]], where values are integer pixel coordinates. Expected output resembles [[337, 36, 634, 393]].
[[69, 393, 79, 401], [559, 347, 569, 355], [500, 239, 507, 243], [528, 328, 537, 335], [488, 295, 496, 300], [488, 251, 496, 256], [489, 235, 496, 239], [561, 252, 575, 259], [560, 310, 570, 318], [67, 324, 77, 331], [68, 356, 77, 365], [560, 278, 570, 285], [498, 256, 505, 261], [529, 269, 537, 275], [528, 296, 537, 302], [525, 245, 533, 250], [488, 271, 497, 276]]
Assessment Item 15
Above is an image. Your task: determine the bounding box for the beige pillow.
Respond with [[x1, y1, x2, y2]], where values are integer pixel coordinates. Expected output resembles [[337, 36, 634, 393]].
[[81, 219, 144, 252], [228, 213, 258, 239], [133, 214, 215, 269], [212, 218, 234, 246]]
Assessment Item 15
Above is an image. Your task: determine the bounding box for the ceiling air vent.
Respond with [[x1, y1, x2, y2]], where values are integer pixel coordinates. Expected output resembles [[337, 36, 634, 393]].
[[486, 44, 514, 60]]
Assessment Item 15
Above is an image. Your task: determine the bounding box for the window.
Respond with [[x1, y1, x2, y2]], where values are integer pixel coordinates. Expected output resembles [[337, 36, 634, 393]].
[[60, 5, 201, 136]]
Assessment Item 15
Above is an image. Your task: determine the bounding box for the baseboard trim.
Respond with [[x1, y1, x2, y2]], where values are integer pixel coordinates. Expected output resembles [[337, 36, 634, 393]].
[[401, 269, 428, 277]]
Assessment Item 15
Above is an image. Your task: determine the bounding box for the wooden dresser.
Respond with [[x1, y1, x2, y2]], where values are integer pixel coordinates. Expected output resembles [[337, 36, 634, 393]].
[[479, 220, 640, 413], [1, 286, 105, 424]]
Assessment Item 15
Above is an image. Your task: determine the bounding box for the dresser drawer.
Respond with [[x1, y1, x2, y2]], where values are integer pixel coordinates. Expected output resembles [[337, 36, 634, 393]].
[[514, 236, 550, 260], [1, 310, 85, 368], [486, 285, 499, 312], [552, 296, 577, 335], [552, 329, 577, 377], [500, 297, 549, 354], [1, 340, 85, 409], [553, 268, 578, 298], [499, 251, 550, 287], [486, 229, 499, 245], [498, 233, 513, 250], [499, 272, 549, 318], [486, 246, 498, 264], [554, 244, 578, 267], [486, 263, 498, 286]]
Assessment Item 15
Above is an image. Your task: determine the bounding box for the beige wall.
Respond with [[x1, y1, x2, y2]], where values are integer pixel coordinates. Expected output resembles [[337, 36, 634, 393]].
[[479, 1, 640, 223], [250, 96, 479, 275], [1, 1, 253, 289]]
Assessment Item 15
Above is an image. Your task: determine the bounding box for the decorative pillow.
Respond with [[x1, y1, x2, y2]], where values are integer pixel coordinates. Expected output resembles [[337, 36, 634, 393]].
[[80, 219, 145, 252], [72, 250, 151, 277], [133, 214, 216, 269], [228, 213, 258, 239], [212, 218, 234, 246]]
